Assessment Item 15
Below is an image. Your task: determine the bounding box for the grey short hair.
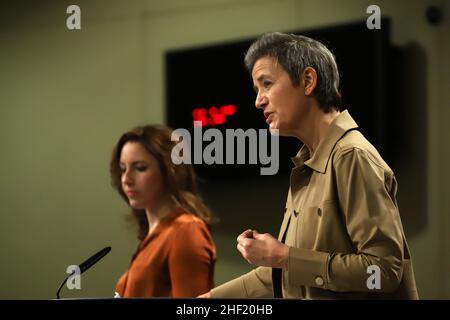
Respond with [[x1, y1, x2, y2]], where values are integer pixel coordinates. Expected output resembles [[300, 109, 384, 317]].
[[244, 32, 341, 112]]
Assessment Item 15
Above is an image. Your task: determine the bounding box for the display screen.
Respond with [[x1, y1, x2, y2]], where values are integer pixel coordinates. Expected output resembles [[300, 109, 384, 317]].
[[165, 19, 390, 180]]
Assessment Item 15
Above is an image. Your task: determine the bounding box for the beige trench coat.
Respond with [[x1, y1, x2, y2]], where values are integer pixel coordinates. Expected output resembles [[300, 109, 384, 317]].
[[211, 110, 418, 299]]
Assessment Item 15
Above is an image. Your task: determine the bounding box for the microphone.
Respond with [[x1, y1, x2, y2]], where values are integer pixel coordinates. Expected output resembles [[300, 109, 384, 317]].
[[56, 246, 111, 299]]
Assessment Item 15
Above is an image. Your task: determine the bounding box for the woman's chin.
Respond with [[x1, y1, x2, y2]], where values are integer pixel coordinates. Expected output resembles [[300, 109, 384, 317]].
[[268, 127, 280, 136], [268, 122, 282, 136], [129, 200, 144, 210]]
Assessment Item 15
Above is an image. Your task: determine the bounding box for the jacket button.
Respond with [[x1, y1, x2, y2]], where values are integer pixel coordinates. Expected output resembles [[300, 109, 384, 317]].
[[294, 210, 299, 217], [317, 207, 322, 217], [315, 276, 324, 286]]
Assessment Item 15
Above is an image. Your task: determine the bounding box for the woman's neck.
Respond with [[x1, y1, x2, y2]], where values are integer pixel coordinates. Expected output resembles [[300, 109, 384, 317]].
[[145, 199, 178, 235], [295, 108, 340, 155]]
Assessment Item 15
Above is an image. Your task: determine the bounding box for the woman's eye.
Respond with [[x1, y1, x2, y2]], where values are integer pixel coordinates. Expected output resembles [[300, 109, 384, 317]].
[[263, 81, 271, 88], [136, 166, 147, 172]]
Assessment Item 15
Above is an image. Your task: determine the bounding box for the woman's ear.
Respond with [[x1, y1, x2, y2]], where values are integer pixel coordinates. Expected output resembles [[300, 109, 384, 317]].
[[302, 67, 317, 96]]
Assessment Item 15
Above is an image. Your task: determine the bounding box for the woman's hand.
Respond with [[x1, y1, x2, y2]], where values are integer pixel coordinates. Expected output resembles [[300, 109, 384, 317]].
[[237, 229, 289, 268]]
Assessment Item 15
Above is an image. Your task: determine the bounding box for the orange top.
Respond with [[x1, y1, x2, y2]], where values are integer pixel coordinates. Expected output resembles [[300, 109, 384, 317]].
[[115, 212, 216, 297]]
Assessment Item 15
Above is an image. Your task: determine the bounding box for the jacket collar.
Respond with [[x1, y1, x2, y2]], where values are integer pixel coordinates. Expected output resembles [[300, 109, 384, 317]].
[[291, 110, 359, 173]]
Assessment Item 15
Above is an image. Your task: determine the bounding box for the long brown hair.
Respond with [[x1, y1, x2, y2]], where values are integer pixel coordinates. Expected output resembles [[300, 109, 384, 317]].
[[110, 125, 213, 240]]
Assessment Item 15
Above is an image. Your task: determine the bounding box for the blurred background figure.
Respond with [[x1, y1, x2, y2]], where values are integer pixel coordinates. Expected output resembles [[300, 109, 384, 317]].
[[110, 125, 216, 297]]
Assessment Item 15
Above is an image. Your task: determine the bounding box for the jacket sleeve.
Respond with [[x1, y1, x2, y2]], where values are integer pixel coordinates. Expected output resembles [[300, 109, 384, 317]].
[[287, 147, 405, 293], [168, 220, 215, 297], [211, 266, 273, 298], [211, 197, 292, 298]]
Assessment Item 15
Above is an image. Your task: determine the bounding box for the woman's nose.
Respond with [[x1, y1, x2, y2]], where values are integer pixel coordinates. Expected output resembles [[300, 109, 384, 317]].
[[255, 92, 268, 109], [122, 170, 133, 185]]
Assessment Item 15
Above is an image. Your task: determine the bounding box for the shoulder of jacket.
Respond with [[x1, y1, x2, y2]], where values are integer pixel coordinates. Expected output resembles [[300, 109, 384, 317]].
[[173, 212, 206, 230], [333, 131, 393, 174]]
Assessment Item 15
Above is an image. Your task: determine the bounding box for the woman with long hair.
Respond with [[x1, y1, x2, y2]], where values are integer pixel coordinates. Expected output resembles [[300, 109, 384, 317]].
[[111, 125, 216, 297]]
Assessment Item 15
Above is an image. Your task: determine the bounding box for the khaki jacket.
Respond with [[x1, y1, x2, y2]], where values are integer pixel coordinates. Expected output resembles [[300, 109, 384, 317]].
[[211, 110, 418, 299]]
